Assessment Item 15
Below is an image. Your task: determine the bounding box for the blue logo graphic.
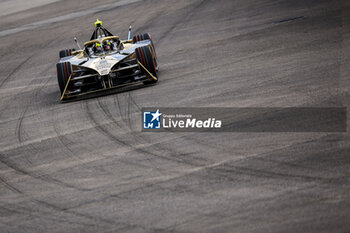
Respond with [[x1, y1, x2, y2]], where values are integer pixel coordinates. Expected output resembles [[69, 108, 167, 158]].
[[143, 109, 162, 129]]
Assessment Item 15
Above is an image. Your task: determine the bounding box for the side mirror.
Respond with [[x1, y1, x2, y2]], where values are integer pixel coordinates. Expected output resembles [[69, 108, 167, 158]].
[[128, 25, 132, 40], [74, 37, 82, 50]]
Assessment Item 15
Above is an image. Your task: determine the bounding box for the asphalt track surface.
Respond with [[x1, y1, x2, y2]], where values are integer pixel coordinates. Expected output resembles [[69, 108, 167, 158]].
[[0, 0, 350, 232]]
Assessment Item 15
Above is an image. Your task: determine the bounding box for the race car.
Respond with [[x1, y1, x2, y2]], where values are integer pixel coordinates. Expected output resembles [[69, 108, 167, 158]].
[[56, 19, 158, 100]]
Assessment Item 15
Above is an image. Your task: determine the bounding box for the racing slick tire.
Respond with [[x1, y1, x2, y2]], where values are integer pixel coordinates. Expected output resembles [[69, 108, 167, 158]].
[[132, 33, 151, 43], [135, 46, 158, 85], [59, 49, 76, 58], [56, 62, 72, 95], [133, 33, 158, 70]]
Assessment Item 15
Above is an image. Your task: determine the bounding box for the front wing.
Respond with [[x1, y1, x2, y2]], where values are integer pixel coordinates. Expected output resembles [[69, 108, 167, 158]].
[[60, 55, 157, 100]]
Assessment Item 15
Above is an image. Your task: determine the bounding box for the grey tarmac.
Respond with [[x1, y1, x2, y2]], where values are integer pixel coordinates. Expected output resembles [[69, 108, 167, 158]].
[[0, 0, 349, 232]]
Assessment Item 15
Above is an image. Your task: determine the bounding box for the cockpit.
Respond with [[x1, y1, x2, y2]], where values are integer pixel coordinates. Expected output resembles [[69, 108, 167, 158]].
[[84, 36, 120, 57]]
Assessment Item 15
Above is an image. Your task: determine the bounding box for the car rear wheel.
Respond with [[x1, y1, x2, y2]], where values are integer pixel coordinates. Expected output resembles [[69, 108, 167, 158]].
[[59, 49, 75, 59], [56, 62, 72, 95], [135, 46, 158, 84]]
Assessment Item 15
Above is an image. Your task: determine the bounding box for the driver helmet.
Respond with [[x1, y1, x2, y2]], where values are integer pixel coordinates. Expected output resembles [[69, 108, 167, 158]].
[[103, 40, 112, 51], [94, 42, 102, 53]]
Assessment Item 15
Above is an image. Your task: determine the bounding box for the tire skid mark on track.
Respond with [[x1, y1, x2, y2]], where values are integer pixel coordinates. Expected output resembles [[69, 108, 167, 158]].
[[87, 97, 201, 167], [8, 35, 64, 145], [97, 96, 153, 161], [0, 153, 88, 191], [108, 94, 169, 173], [127, 92, 133, 131], [0, 31, 64, 96], [0, 171, 98, 226], [15, 74, 52, 143], [49, 102, 91, 170], [0, 98, 82, 125], [92, 98, 175, 173], [52, 101, 128, 175], [134, 141, 206, 167], [117, 93, 192, 165], [0, 106, 176, 155], [0, 174, 23, 194], [97, 97, 126, 131], [86, 98, 169, 176], [30, 80, 119, 181], [64, 134, 349, 211], [51, 122, 101, 172], [113, 94, 137, 136], [186, 133, 328, 164], [0, 55, 36, 90], [0, 55, 37, 121], [31, 199, 157, 231], [85, 100, 131, 147], [11, 34, 67, 168], [253, 156, 317, 171], [155, 0, 209, 45], [212, 165, 350, 185], [15, 99, 31, 144], [62, 150, 289, 210], [122, 93, 146, 144], [33, 199, 116, 225], [0, 204, 22, 216], [14, 68, 53, 168], [186, 134, 350, 186], [52, 124, 76, 155], [0, 171, 91, 225], [0, 199, 102, 228], [126, 94, 211, 166], [159, 184, 328, 233]]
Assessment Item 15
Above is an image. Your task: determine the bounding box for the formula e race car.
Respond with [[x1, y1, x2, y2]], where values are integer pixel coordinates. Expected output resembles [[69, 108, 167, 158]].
[[56, 19, 158, 100]]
